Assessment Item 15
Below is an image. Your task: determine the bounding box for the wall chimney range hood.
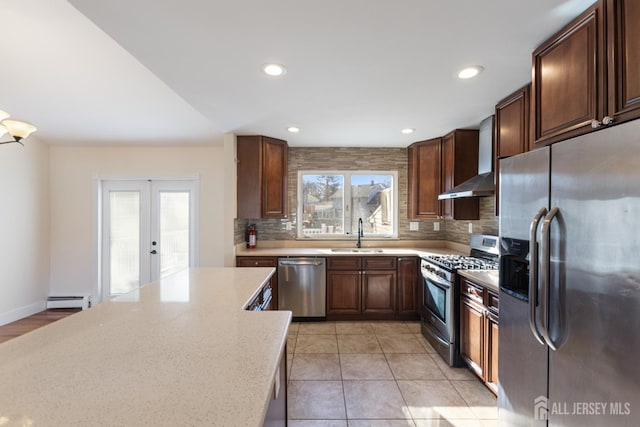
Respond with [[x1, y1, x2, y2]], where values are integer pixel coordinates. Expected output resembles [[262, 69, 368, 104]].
[[438, 115, 495, 200]]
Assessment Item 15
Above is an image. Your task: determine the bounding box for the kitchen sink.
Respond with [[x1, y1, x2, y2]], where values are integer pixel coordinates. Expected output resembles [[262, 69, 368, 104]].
[[330, 248, 385, 253]]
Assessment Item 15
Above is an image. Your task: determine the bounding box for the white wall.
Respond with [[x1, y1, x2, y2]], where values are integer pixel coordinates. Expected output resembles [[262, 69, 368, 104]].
[[0, 138, 51, 325], [48, 146, 226, 303]]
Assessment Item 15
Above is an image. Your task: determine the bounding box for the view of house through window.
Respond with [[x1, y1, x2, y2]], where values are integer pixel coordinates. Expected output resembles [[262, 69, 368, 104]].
[[299, 171, 397, 238]]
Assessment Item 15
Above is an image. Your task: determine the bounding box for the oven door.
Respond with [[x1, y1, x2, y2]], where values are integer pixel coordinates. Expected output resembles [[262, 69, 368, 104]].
[[421, 269, 453, 343]]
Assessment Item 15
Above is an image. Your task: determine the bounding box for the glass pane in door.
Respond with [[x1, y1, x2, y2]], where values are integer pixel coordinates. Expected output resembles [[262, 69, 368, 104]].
[[159, 192, 190, 278], [109, 192, 140, 294]]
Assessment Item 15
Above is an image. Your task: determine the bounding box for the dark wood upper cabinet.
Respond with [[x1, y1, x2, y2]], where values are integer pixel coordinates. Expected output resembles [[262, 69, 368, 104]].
[[531, 2, 606, 147], [494, 84, 531, 215], [531, 0, 640, 147], [607, 0, 640, 123], [441, 130, 479, 220], [408, 138, 442, 219], [495, 85, 531, 158], [237, 136, 288, 219]]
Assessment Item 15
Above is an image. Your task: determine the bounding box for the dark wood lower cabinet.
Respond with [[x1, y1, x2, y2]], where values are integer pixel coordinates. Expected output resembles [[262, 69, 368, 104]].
[[238, 255, 420, 321], [327, 256, 405, 321], [460, 297, 485, 378], [486, 312, 499, 395], [459, 276, 499, 396], [396, 257, 421, 320], [327, 270, 362, 317], [362, 271, 396, 319]]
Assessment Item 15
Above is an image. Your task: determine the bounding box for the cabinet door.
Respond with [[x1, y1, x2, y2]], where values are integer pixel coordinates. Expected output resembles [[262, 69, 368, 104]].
[[262, 137, 288, 218], [441, 130, 479, 220], [236, 136, 263, 219], [326, 271, 361, 316], [495, 84, 530, 213], [237, 136, 288, 219], [607, 0, 640, 123], [495, 85, 531, 158], [460, 297, 484, 378], [531, 3, 606, 147], [485, 312, 499, 396], [397, 257, 420, 320], [408, 138, 442, 219], [362, 271, 396, 319]]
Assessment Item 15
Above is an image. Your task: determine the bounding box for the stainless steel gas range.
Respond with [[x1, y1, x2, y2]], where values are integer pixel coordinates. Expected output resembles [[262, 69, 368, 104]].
[[420, 234, 499, 366]]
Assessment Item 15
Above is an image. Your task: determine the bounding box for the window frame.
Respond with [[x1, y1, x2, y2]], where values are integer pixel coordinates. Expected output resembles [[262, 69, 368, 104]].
[[297, 170, 399, 239]]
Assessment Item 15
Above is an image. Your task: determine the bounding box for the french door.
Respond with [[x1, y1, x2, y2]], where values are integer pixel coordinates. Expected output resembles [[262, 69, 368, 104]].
[[101, 180, 197, 300]]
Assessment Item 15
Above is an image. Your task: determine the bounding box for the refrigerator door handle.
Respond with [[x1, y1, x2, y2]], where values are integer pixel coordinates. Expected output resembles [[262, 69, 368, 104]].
[[529, 207, 548, 345], [540, 207, 560, 351]]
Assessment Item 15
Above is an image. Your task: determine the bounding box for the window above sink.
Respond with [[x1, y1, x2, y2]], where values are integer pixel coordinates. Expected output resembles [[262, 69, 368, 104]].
[[297, 170, 398, 239]]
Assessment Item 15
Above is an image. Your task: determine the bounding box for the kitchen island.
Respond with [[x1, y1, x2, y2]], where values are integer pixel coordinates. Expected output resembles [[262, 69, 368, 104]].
[[0, 268, 290, 426]]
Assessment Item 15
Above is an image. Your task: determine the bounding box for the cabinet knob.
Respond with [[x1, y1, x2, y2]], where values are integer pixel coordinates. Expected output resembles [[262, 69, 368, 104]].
[[591, 116, 614, 129]]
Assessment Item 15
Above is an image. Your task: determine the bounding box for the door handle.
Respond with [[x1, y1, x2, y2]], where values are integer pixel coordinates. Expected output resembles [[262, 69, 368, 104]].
[[529, 207, 547, 345], [150, 250, 158, 255], [540, 207, 559, 351]]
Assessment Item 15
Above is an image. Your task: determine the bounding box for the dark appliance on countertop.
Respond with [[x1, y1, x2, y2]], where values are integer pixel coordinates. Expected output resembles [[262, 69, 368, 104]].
[[498, 118, 640, 426], [420, 234, 499, 366]]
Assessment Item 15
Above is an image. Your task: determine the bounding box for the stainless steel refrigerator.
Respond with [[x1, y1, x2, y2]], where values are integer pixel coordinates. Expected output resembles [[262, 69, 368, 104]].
[[498, 118, 640, 426]]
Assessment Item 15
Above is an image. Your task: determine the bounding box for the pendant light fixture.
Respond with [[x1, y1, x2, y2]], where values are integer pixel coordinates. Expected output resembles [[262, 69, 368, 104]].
[[0, 109, 37, 146]]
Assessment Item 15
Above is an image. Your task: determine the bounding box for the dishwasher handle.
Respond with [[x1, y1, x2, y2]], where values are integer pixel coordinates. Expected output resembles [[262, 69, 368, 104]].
[[278, 260, 324, 267]]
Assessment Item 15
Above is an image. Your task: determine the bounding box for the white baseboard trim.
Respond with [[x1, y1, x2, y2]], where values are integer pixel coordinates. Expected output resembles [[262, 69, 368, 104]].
[[0, 301, 47, 327]]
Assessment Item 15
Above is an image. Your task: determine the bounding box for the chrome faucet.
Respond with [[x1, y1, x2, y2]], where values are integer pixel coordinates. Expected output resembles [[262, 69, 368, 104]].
[[356, 218, 363, 248]]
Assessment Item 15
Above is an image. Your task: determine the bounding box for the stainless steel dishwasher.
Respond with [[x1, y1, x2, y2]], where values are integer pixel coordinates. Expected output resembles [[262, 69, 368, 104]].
[[278, 257, 326, 319]]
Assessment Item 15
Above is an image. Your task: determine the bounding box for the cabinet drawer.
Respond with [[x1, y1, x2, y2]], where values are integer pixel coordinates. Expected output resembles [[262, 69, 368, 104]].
[[487, 290, 499, 314], [461, 279, 484, 304], [362, 256, 397, 270], [327, 257, 362, 270], [236, 256, 277, 267]]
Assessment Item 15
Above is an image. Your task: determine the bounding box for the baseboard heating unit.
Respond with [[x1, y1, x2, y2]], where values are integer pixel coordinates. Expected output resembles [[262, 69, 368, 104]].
[[46, 296, 90, 310]]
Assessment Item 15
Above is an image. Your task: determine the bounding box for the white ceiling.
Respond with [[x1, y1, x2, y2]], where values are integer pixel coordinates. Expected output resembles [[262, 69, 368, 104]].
[[1, 0, 595, 147]]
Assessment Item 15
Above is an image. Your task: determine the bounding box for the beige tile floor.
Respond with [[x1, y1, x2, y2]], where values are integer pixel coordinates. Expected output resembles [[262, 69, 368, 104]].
[[287, 321, 497, 427]]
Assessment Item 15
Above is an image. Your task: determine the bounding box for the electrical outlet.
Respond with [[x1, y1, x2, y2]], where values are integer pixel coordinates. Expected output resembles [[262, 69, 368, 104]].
[[409, 222, 419, 231], [433, 222, 440, 231], [285, 221, 293, 231], [468, 223, 473, 233]]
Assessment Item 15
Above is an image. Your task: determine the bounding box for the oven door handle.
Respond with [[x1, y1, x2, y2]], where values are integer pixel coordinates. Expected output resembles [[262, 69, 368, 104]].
[[421, 270, 451, 289], [529, 207, 547, 346]]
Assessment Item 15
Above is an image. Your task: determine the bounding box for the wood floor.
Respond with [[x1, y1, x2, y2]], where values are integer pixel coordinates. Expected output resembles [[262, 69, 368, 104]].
[[0, 309, 80, 344]]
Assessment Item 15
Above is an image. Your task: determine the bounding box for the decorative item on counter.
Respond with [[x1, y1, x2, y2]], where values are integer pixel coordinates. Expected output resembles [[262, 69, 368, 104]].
[[247, 224, 257, 249]]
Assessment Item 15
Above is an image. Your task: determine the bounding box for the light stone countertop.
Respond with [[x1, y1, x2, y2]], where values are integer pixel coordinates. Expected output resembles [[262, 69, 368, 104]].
[[0, 268, 290, 427], [458, 269, 500, 292], [236, 243, 468, 258]]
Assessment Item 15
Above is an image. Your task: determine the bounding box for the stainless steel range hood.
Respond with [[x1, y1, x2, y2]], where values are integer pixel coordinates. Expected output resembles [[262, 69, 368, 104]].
[[438, 115, 495, 200]]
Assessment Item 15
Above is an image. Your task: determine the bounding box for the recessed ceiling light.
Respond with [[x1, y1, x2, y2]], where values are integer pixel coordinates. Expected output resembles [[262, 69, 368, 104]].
[[287, 126, 299, 133], [458, 65, 484, 79], [401, 128, 415, 134], [262, 63, 287, 76]]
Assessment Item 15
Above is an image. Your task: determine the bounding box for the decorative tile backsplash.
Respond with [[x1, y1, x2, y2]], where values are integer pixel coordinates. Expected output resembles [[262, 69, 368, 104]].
[[234, 146, 498, 246]]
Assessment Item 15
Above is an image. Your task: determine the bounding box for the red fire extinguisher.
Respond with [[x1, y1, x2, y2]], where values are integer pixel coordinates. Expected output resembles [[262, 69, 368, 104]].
[[248, 224, 257, 249]]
